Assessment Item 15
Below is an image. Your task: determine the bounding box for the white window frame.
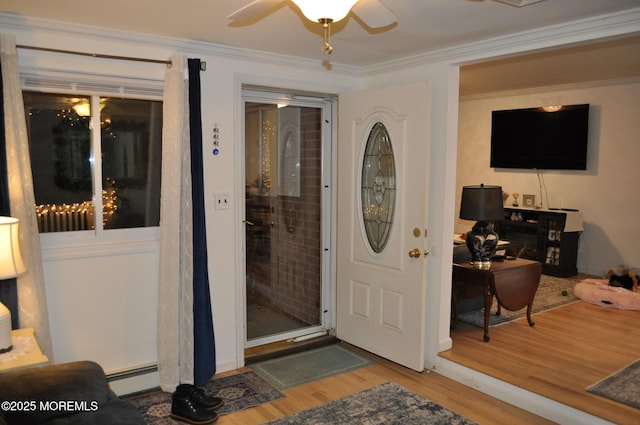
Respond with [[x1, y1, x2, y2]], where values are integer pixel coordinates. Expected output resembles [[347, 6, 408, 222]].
[[22, 74, 164, 251]]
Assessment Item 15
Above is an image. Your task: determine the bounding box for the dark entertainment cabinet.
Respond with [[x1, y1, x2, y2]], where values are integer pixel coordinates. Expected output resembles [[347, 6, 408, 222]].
[[497, 207, 582, 277]]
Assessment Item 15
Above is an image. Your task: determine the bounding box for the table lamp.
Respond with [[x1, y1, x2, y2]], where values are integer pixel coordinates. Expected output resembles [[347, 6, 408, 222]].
[[0, 217, 27, 353], [459, 184, 504, 270]]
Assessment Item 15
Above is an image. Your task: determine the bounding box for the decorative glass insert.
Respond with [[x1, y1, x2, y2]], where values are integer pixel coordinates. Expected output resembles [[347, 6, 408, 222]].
[[361, 122, 396, 253]]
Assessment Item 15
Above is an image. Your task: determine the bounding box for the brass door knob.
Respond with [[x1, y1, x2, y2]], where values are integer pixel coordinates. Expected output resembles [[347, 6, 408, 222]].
[[408, 248, 421, 258]]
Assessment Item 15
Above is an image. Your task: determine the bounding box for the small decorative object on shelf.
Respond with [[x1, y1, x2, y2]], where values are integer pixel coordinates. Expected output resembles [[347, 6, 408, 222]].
[[510, 211, 523, 221], [512, 192, 519, 207], [523, 194, 535, 208]]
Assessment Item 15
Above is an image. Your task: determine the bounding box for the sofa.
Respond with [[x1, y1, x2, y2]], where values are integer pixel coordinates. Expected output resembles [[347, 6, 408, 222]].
[[0, 360, 145, 425]]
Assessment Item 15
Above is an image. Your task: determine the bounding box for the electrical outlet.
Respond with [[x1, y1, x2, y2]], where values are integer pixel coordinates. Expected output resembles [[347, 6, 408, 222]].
[[214, 192, 230, 210]]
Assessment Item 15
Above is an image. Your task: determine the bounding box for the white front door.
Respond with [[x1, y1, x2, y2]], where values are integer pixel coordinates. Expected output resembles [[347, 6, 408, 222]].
[[336, 82, 430, 371]]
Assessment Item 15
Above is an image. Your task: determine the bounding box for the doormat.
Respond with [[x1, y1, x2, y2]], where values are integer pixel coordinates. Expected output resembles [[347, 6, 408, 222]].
[[587, 359, 640, 409], [264, 382, 477, 424], [125, 370, 284, 424], [250, 344, 373, 390], [457, 274, 581, 328]]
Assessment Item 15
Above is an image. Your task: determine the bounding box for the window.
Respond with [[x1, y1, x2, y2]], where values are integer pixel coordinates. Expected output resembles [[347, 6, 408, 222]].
[[23, 92, 162, 233]]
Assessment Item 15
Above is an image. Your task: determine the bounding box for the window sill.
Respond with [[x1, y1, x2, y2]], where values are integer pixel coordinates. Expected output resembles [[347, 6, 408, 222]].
[[40, 227, 160, 261]]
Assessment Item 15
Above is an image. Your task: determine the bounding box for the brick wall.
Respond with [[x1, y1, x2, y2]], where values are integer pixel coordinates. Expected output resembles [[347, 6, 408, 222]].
[[251, 106, 323, 327]]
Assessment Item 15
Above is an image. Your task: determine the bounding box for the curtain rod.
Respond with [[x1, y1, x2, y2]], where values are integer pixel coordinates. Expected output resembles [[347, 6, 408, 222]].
[[16, 44, 172, 66]]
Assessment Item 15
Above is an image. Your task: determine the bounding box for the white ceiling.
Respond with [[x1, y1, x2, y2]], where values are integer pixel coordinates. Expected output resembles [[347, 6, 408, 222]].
[[2, 0, 640, 95]]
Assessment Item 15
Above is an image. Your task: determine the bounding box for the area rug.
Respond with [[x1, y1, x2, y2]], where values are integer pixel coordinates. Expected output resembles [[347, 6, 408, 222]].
[[125, 370, 285, 424], [264, 382, 477, 424], [587, 359, 640, 409], [458, 274, 582, 328], [250, 344, 373, 390]]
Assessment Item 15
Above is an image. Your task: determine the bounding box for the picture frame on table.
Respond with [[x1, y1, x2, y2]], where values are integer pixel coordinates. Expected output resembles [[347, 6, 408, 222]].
[[523, 194, 536, 208]]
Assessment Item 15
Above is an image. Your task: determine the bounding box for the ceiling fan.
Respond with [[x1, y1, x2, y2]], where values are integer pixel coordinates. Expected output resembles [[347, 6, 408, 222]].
[[471, 0, 546, 6], [227, 0, 397, 55]]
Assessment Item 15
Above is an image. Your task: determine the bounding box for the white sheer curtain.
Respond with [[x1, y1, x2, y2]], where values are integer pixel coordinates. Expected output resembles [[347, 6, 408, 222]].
[[0, 34, 53, 358], [157, 54, 195, 392]]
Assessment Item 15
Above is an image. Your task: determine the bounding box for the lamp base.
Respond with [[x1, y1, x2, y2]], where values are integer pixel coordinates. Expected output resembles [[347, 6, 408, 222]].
[[465, 221, 499, 271], [0, 302, 13, 353], [469, 259, 492, 270]]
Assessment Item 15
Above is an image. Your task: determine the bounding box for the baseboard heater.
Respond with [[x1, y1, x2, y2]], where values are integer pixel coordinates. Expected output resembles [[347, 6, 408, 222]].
[[107, 363, 158, 382], [106, 363, 160, 396]]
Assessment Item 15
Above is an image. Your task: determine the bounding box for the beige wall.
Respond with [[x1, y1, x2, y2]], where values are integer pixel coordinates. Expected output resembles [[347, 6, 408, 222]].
[[456, 79, 640, 276]]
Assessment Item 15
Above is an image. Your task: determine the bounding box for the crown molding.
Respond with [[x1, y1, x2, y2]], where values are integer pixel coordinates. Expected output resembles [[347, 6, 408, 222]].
[[2, 8, 638, 78], [0, 13, 361, 77], [362, 7, 640, 76], [459, 75, 640, 101]]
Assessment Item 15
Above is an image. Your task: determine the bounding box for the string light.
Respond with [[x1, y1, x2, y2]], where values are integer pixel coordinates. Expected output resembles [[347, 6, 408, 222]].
[[35, 178, 119, 232]]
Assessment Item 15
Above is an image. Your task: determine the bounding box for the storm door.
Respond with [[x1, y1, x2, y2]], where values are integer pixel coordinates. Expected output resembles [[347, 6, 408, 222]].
[[243, 89, 332, 348]]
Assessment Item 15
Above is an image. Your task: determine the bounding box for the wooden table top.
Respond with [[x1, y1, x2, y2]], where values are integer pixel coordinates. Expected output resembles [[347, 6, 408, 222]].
[[454, 257, 540, 273]]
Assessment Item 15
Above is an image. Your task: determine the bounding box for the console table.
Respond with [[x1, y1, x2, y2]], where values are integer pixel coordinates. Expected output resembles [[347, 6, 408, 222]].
[[452, 258, 542, 341]]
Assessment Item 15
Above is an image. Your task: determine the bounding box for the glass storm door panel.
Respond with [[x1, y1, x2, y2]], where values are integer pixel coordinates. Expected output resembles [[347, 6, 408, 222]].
[[244, 100, 325, 346], [361, 122, 396, 253]]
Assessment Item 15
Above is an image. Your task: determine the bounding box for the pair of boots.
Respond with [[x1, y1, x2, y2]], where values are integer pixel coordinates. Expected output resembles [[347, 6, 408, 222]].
[[170, 383, 224, 424]]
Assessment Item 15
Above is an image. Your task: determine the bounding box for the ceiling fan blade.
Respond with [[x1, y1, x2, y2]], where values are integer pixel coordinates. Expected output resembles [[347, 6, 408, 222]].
[[227, 0, 284, 21], [352, 0, 397, 28]]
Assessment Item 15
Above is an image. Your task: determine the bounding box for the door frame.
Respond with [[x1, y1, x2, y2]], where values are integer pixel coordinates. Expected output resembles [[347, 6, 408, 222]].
[[238, 87, 337, 352]]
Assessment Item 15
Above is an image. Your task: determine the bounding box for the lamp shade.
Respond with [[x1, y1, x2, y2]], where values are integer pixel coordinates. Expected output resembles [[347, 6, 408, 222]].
[[0, 217, 26, 280], [291, 0, 360, 22], [459, 184, 504, 222]]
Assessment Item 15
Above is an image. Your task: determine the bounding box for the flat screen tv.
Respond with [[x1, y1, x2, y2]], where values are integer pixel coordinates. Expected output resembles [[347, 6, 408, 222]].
[[490, 104, 590, 170]]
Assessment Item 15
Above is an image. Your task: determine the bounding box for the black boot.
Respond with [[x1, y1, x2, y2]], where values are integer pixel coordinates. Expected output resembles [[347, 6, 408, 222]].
[[170, 388, 218, 424], [176, 384, 224, 410]]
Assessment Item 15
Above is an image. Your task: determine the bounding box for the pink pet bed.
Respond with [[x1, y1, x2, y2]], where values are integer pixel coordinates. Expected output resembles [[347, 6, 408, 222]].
[[574, 278, 640, 310]]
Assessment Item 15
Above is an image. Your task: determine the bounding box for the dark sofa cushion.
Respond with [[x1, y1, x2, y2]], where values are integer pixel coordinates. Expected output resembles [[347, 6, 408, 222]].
[[0, 361, 144, 425]]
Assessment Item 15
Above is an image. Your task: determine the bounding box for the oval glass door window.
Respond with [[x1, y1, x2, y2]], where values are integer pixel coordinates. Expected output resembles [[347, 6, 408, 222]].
[[361, 122, 396, 253]]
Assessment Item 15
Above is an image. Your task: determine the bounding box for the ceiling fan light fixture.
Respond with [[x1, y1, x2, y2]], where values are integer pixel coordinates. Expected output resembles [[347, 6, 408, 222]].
[[291, 0, 360, 23], [493, 0, 546, 7]]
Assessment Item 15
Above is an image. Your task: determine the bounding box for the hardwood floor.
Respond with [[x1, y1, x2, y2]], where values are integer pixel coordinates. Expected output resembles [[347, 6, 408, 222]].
[[217, 346, 555, 425], [217, 296, 637, 425], [442, 299, 640, 425]]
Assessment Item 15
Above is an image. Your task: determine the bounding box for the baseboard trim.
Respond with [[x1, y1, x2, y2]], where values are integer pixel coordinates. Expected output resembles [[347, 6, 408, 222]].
[[432, 357, 614, 425]]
